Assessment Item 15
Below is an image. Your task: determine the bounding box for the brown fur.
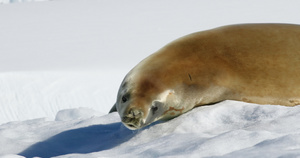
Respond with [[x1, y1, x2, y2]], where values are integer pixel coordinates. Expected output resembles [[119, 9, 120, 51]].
[[113, 23, 300, 130], [134, 23, 300, 109]]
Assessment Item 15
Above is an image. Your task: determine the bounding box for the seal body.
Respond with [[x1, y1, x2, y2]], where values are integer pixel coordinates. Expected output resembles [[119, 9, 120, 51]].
[[110, 23, 300, 130]]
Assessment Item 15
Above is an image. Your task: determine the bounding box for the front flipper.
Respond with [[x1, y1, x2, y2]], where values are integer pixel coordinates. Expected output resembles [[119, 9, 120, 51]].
[[109, 103, 117, 113]]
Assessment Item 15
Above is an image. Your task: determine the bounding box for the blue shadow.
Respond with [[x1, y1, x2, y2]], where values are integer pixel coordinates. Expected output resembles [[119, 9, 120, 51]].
[[19, 122, 136, 158]]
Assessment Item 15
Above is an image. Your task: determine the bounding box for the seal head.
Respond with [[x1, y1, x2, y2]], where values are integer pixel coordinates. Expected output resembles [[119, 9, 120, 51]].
[[114, 73, 180, 130]]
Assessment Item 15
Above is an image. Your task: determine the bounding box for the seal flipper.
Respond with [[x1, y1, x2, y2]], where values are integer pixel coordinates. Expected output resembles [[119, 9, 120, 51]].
[[109, 103, 117, 113]]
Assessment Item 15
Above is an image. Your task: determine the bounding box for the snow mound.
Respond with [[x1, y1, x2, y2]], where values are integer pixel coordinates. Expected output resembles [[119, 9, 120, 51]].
[[0, 155, 24, 158], [1, 101, 300, 157], [55, 108, 104, 121]]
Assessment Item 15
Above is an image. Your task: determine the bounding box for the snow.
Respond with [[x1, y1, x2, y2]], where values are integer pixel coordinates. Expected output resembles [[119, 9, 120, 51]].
[[1, 0, 300, 157], [0, 71, 123, 124], [0, 0, 47, 4], [2, 101, 300, 157]]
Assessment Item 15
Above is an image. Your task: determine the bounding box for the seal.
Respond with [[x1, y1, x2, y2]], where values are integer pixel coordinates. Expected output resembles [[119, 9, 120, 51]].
[[110, 23, 300, 130]]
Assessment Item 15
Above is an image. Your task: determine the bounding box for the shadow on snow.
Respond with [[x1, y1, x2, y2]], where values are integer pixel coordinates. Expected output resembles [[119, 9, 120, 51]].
[[19, 122, 136, 158]]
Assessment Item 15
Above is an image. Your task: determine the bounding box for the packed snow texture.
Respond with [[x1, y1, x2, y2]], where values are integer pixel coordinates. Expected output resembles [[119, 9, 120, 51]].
[[2, 101, 300, 158], [1, 0, 300, 157]]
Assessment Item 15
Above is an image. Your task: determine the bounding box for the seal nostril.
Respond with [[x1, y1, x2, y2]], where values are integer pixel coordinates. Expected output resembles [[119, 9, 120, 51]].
[[128, 109, 142, 118], [133, 110, 140, 117]]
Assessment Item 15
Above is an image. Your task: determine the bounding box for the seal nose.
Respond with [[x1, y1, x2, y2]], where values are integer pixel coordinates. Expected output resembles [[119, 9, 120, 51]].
[[122, 108, 142, 122], [122, 108, 143, 129]]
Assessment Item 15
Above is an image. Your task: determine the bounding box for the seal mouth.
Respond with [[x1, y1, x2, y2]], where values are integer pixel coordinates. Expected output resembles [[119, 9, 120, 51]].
[[122, 117, 146, 130], [123, 122, 144, 130]]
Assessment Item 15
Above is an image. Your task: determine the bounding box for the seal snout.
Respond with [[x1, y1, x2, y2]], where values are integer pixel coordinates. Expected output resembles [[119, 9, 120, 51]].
[[122, 108, 144, 130]]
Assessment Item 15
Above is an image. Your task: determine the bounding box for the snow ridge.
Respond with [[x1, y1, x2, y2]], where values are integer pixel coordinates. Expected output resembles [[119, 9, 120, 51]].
[[1, 101, 300, 157]]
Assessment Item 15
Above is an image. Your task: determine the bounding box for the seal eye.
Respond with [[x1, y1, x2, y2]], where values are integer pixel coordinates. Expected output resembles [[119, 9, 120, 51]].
[[122, 96, 128, 103], [121, 93, 130, 103]]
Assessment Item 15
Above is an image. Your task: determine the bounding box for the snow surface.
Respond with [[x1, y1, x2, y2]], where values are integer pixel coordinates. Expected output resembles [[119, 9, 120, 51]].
[[0, 0, 47, 4], [1, 0, 300, 157]]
